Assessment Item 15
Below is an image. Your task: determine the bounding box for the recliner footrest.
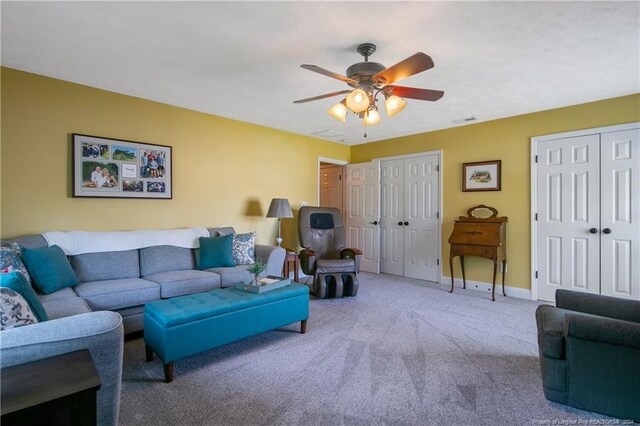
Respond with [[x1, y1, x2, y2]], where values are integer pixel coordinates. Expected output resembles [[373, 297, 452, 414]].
[[314, 273, 358, 298]]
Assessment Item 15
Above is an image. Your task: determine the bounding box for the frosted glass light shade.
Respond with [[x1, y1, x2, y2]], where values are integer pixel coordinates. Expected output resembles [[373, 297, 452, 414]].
[[346, 88, 370, 113], [328, 101, 347, 122], [385, 95, 407, 118], [362, 108, 382, 126]]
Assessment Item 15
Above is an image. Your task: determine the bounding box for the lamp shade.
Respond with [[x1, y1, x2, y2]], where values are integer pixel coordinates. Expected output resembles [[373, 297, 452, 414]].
[[346, 88, 370, 113], [266, 198, 293, 218], [385, 95, 407, 118]]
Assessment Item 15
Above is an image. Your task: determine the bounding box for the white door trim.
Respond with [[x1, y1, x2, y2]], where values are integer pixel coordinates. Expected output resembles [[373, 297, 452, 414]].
[[317, 156, 349, 207], [530, 122, 640, 301], [373, 149, 443, 283]]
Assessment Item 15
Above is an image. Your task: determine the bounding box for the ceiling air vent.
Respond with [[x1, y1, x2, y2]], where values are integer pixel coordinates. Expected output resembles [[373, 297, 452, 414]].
[[452, 117, 477, 124], [311, 129, 345, 140]]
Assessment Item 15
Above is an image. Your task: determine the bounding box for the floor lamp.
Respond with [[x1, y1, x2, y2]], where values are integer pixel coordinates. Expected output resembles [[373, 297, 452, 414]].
[[266, 198, 293, 247]]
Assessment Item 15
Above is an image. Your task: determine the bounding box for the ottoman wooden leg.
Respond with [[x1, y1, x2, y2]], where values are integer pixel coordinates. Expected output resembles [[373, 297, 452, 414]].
[[164, 363, 174, 383], [145, 344, 153, 362], [300, 319, 307, 334]]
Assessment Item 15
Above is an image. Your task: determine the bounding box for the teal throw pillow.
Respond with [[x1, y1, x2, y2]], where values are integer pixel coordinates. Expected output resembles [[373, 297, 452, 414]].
[[198, 235, 235, 269], [21, 245, 78, 295], [0, 271, 48, 322]]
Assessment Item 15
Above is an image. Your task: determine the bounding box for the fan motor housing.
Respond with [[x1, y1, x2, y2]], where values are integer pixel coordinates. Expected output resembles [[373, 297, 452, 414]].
[[346, 62, 386, 86]]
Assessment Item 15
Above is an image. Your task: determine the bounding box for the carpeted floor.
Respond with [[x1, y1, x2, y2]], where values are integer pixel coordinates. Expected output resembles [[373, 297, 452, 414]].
[[119, 273, 613, 425]]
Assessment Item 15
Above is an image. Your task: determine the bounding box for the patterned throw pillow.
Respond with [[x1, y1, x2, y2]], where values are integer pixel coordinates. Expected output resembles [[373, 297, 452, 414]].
[[0, 243, 31, 283], [0, 287, 39, 330], [232, 232, 256, 265]]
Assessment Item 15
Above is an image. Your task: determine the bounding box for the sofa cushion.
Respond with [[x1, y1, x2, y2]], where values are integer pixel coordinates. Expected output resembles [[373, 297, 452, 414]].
[[37, 287, 78, 303], [70, 249, 140, 283], [198, 235, 235, 269], [205, 265, 252, 287], [140, 246, 195, 276], [0, 288, 38, 329], [21, 245, 78, 295], [42, 297, 92, 320], [143, 270, 221, 298], [208, 227, 235, 237], [1, 271, 48, 322], [74, 278, 160, 311]]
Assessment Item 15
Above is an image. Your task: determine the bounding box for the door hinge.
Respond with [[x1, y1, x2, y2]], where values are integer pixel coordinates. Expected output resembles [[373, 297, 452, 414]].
[[535, 155, 538, 163], [535, 213, 538, 221], [436, 212, 440, 219], [535, 271, 538, 279], [436, 165, 440, 172], [437, 259, 440, 265], [339, 174, 342, 180]]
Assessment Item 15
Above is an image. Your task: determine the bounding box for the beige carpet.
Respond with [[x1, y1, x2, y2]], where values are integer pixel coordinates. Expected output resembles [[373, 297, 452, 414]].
[[118, 272, 614, 425]]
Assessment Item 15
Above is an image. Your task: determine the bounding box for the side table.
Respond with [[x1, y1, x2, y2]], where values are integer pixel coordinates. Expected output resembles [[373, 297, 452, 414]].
[[1, 349, 101, 426], [283, 249, 299, 282]]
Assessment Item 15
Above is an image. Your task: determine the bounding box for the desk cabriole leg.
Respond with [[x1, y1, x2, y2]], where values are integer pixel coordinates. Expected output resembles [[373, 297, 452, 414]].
[[449, 254, 455, 293], [502, 260, 507, 297], [460, 256, 467, 290], [491, 261, 497, 301]]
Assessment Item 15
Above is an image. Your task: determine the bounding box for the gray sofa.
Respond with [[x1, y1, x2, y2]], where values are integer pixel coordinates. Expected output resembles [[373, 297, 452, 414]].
[[0, 226, 285, 425], [10, 227, 285, 334]]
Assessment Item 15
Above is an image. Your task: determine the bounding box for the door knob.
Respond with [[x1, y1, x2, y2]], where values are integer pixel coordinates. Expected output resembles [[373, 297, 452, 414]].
[[398, 222, 403, 226], [369, 221, 378, 225], [403, 221, 409, 226], [603, 228, 612, 234], [589, 228, 598, 234]]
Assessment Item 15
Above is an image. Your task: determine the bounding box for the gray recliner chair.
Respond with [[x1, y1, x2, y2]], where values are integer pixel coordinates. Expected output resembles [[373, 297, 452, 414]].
[[535, 290, 640, 421], [298, 206, 362, 298]]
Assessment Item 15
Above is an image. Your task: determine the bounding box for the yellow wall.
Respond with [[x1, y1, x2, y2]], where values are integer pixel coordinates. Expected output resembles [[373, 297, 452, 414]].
[[351, 94, 640, 290], [0, 68, 349, 248]]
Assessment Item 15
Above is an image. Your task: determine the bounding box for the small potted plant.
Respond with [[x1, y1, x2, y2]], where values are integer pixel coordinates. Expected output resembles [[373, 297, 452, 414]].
[[247, 261, 266, 286]]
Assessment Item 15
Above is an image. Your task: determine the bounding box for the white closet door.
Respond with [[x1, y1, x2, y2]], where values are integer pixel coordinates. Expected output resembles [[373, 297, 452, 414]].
[[536, 135, 601, 302], [600, 129, 640, 299], [403, 155, 440, 281], [380, 159, 404, 275], [345, 162, 380, 273]]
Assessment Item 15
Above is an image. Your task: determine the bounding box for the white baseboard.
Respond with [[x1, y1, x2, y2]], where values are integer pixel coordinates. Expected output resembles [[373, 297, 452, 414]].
[[441, 276, 532, 300]]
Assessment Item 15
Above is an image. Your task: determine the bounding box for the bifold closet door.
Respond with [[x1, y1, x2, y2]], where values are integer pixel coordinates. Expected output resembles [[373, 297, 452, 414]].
[[380, 155, 440, 281], [599, 129, 640, 299], [379, 159, 404, 275], [536, 128, 640, 302]]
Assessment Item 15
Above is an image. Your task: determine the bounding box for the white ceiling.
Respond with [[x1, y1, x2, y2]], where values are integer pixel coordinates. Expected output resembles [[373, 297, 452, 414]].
[[2, 2, 639, 145]]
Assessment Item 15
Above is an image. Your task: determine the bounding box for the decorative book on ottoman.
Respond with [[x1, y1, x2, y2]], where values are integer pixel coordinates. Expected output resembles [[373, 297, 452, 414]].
[[236, 276, 291, 293]]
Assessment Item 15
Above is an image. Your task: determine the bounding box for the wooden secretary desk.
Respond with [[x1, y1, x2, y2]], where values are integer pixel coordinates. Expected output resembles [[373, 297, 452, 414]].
[[448, 205, 508, 301]]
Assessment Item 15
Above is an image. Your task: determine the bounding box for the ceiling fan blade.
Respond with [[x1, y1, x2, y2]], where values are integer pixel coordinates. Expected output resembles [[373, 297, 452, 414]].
[[385, 85, 444, 101], [373, 53, 434, 85], [293, 90, 352, 104], [300, 64, 358, 85]]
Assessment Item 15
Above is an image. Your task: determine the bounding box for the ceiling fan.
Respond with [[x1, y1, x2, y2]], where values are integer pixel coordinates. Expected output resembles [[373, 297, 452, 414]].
[[294, 43, 444, 134]]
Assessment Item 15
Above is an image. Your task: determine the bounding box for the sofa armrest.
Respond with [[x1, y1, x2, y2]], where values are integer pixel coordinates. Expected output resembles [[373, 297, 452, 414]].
[[564, 313, 640, 350], [556, 290, 640, 323], [0, 311, 124, 426], [255, 244, 286, 277]]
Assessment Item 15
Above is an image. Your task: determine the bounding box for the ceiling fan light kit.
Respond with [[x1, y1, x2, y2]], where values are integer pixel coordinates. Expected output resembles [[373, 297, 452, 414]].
[[295, 43, 444, 135]]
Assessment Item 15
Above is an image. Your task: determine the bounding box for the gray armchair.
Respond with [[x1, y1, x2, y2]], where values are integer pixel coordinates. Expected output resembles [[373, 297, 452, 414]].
[[298, 207, 361, 298], [535, 290, 640, 421]]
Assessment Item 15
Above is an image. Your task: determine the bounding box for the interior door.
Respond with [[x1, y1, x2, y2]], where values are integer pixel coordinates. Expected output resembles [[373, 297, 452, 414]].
[[345, 162, 380, 273], [319, 164, 343, 212], [600, 129, 640, 299], [379, 159, 404, 275], [403, 155, 440, 281], [536, 134, 601, 302]]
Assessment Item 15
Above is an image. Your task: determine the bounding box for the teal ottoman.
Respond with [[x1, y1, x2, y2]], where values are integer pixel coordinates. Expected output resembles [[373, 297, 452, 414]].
[[144, 283, 309, 382]]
